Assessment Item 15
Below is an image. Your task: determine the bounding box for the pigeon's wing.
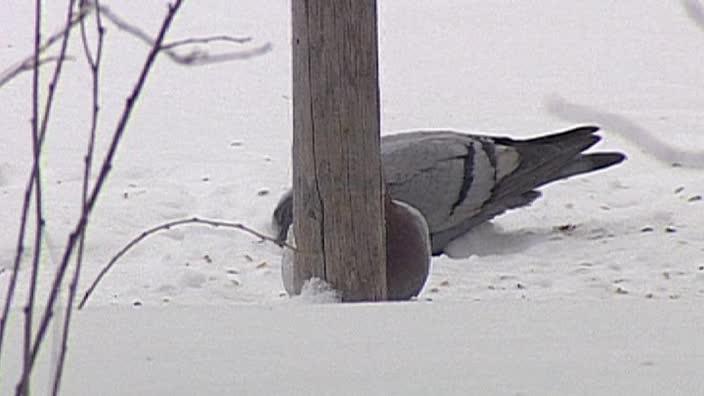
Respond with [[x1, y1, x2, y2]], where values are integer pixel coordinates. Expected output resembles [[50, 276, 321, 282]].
[[382, 131, 520, 233]]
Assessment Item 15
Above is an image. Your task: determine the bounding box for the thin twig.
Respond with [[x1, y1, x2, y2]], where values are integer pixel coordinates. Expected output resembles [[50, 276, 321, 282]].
[[21, 0, 185, 380], [78, 217, 296, 309], [161, 35, 252, 49], [0, 1, 90, 378], [18, 1, 44, 395], [77, 2, 97, 66], [0, 57, 75, 89], [96, 5, 158, 48], [168, 44, 273, 65], [0, 155, 30, 383], [0, 1, 269, 91], [52, 0, 105, 394], [2, 1, 269, 386], [0, 5, 91, 89], [98, 4, 271, 65], [16, 0, 79, 393]]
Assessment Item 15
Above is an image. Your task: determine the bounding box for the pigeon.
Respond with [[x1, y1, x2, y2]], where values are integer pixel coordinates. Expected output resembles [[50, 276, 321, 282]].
[[273, 125, 625, 256], [281, 194, 431, 300], [383, 196, 431, 300]]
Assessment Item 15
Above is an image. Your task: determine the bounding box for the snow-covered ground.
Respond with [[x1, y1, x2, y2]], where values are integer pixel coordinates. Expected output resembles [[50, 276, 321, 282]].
[[1, 0, 703, 394], [4, 301, 704, 395]]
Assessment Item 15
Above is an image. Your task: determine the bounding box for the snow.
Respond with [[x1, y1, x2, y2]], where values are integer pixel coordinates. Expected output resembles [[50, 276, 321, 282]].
[[3, 302, 704, 395], [1, 0, 704, 394]]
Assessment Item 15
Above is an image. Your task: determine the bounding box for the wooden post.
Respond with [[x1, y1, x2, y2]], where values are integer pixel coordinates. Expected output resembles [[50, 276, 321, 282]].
[[291, 0, 387, 301]]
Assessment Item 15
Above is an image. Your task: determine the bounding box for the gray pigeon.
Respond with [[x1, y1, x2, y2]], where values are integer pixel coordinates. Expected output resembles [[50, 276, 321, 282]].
[[383, 196, 431, 299], [281, 195, 431, 300], [273, 125, 625, 256]]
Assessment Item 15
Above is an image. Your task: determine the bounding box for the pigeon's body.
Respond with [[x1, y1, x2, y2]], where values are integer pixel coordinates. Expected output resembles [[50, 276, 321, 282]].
[[273, 125, 625, 255], [384, 197, 431, 300], [280, 196, 431, 301]]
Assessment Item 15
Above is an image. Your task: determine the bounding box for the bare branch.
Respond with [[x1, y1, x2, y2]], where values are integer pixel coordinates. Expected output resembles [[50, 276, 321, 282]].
[[172, 43, 273, 65], [0, 56, 75, 89], [0, 1, 89, 383], [98, 4, 271, 65], [14, 0, 185, 385], [161, 35, 252, 49], [0, 1, 269, 92], [2, 1, 269, 388], [1, 1, 44, 393], [0, 5, 90, 89], [545, 95, 704, 168], [20, 0, 46, 393], [52, 0, 105, 394], [78, 217, 296, 309], [13, 0, 81, 393], [0, 169, 31, 377], [682, 0, 704, 32]]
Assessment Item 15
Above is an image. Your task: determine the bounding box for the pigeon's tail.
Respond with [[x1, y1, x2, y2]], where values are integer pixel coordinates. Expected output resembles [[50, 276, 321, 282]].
[[495, 125, 625, 193], [428, 126, 624, 255], [547, 152, 626, 184], [520, 125, 600, 146]]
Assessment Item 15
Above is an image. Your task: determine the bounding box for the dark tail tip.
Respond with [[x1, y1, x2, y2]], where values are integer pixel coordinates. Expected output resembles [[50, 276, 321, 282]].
[[585, 152, 627, 172], [551, 152, 626, 182]]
